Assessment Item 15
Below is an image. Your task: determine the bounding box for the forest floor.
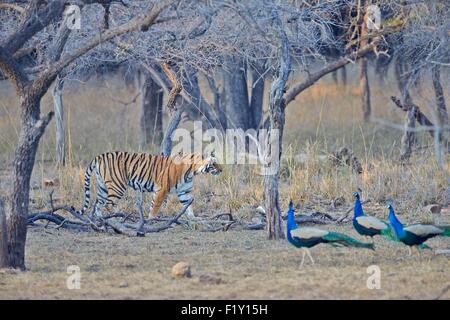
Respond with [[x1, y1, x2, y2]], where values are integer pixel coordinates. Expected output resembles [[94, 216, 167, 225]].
[[0, 222, 449, 299]]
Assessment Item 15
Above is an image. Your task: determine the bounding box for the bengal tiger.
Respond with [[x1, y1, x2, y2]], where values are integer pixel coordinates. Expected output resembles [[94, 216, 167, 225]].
[[76, 151, 222, 218]]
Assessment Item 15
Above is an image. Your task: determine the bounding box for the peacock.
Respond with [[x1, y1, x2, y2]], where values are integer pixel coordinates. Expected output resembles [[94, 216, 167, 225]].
[[388, 204, 450, 255], [352, 192, 396, 241], [286, 200, 374, 267]]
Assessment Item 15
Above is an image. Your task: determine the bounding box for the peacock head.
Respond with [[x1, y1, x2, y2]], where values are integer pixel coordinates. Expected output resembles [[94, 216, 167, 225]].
[[352, 191, 360, 199], [288, 200, 294, 211], [287, 201, 296, 227], [386, 203, 395, 219], [386, 202, 403, 229]]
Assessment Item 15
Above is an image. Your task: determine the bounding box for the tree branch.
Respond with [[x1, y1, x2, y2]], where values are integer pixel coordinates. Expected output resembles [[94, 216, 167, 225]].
[[32, 0, 176, 97], [2, 1, 65, 54], [285, 40, 380, 106], [0, 47, 29, 94], [0, 3, 25, 13]]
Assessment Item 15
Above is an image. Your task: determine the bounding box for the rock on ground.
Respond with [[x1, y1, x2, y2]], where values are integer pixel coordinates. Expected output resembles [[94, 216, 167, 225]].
[[171, 261, 191, 278]]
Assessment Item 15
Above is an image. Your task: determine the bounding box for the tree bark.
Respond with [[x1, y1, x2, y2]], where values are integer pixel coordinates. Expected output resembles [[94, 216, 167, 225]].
[[263, 11, 291, 240], [431, 64, 449, 141], [181, 68, 222, 129], [159, 63, 182, 156], [161, 109, 182, 156], [205, 74, 227, 130], [359, 8, 371, 122], [139, 74, 163, 148], [0, 198, 7, 268], [332, 70, 338, 84], [250, 66, 265, 129], [222, 56, 251, 130], [9, 96, 54, 269], [52, 76, 65, 166], [340, 66, 347, 86], [395, 61, 413, 106], [359, 58, 371, 122], [400, 106, 417, 161]]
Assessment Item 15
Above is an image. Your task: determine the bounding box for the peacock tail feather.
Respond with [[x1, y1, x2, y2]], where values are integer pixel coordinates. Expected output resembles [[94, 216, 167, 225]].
[[380, 226, 398, 241], [323, 231, 375, 250], [419, 243, 432, 250], [440, 226, 450, 237]]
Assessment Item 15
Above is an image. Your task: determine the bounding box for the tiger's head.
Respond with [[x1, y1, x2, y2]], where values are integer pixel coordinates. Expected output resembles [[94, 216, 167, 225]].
[[174, 151, 222, 176], [197, 151, 222, 176]]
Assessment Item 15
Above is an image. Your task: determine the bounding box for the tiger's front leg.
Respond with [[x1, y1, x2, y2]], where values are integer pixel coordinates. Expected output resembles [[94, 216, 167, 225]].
[[177, 190, 195, 218]]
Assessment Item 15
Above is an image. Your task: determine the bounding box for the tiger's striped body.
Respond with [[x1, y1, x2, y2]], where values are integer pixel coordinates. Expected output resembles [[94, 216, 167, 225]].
[[77, 151, 222, 218]]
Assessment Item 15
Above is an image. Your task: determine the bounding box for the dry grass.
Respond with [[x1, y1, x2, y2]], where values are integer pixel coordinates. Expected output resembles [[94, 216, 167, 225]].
[[0, 65, 449, 299], [0, 227, 449, 299]]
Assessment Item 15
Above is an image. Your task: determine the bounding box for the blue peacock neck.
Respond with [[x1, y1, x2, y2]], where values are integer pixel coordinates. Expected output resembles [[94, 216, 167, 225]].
[[287, 202, 297, 240], [353, 196, 364, 219], [388, 207, 404, 236]]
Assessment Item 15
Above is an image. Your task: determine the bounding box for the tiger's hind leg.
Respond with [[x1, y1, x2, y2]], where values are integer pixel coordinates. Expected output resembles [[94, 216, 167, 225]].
[[148, 188, 168, 218], [90, 167, 125, 220], [89, 170, 109, 219]]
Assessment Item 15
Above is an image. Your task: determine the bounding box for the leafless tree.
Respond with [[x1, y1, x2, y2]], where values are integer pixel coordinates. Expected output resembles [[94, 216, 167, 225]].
[[385, 0, 450, 162], [0, 0, 176, 269]]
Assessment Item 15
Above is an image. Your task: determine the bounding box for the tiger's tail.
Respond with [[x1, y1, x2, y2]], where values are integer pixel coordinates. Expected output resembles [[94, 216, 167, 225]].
[[77, 159, 96, 215]]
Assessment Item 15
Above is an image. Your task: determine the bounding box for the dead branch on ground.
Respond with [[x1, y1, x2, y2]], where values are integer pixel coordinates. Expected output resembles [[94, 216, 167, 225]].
[[28, 191, 356, 236]]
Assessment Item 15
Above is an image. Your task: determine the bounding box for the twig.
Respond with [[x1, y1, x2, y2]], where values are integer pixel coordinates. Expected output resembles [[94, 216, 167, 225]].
[[211, 213, 233, 221], [336, 199, 371, 223], [132, 199, 193, 234]]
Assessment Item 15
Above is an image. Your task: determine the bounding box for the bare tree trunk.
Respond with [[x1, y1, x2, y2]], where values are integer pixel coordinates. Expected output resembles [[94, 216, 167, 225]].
[[181, 68, 222, 130], [139, 74, 163, 148], [263, 12, 291, 240], [205, 74, 227, 130], [340, 65, 347, 86], [0, 198, 7, 268], [263, 106, 285, 240], [359, 58, 371, 122], [159, 63, 182, 156], [431, 64, 449, 142], [161, 109, 182, 156], [8, 97, 54, 269], [395, 61, 413, 106], [250, 66, 265, 129], [330, 62, 347, 86], [400, 106, 417, 161], [52, 76, 65, 166], [332, 70, 338, 84], [359, 8, 371, 122], [223, 57, 251, 130]]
